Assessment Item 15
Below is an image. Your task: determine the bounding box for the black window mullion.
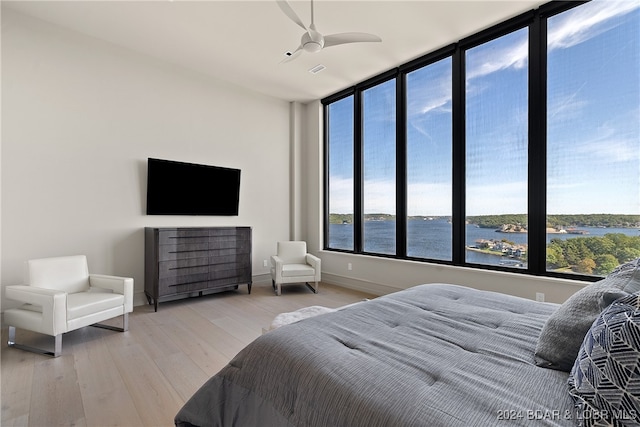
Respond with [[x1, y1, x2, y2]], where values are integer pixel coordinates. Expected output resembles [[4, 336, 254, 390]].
[[528, 12, 548, 275], [322, 103, 330, 250], [451, 45, 466, 265], [396, 75, 407, 258], [354, 90, 364, 254]]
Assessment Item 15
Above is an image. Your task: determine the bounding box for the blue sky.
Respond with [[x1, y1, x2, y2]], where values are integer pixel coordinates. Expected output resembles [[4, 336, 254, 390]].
[[329, 0, 639, 217]]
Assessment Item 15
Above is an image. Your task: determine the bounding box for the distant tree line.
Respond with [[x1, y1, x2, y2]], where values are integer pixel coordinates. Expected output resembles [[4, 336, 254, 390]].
[[546, 214, 640, 228], [332, 213, 640, 230], [467, 214, 640, 229], [329, 213, 353, 224], [329, 213, 396, 224], [467, 214, 528, 229]]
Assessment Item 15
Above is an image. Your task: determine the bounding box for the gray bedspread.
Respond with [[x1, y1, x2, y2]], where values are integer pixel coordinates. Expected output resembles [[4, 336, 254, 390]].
[[175, 283, 575, 427]]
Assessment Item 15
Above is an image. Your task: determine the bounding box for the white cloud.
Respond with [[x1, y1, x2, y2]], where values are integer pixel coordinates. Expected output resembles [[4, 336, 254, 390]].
[[363, 179, 396, 214], [465, 0, 639, 83], [548, 0, 639, 51], [408, 1, 639, 121], [466, 181, 528, 216], [547, 88, 590, 122], [580, 137, 640, 163], [557, 116, 640, 163], [407, 182, 452, 216], [328, 177, 353, 214], [331, 175, 530, 217], [466, 37, 528, 81]]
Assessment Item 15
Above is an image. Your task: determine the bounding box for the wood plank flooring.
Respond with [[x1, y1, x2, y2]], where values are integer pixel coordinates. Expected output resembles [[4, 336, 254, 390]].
[[1, 282, 374, 427]]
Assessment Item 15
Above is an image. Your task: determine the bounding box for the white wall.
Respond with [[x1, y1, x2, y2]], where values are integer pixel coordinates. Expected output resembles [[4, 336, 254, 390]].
[[1, 10, 291, 310], [301, 102, 589, 304]]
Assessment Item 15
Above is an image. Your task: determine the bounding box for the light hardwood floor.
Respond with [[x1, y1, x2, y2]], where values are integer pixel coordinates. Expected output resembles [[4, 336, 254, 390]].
[[1, 281, 375, 427]]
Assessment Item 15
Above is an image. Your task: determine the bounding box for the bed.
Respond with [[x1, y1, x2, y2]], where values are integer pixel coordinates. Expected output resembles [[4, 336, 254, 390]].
[[175, 283, 578, 427], [177, 255, 640, 427]]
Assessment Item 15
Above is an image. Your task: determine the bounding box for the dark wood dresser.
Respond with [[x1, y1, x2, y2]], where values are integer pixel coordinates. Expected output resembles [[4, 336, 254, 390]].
[[145, 227, 252, 311]]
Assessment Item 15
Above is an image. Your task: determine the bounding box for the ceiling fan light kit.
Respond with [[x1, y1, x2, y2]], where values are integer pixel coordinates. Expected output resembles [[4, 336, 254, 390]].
[[302, 30, 324, 53], [277, 0, 381, 62]]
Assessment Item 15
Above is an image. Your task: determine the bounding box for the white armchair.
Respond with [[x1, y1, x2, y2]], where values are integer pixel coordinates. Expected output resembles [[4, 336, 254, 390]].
[[4, 255, 133, 357], [270, 241, 321, 296]]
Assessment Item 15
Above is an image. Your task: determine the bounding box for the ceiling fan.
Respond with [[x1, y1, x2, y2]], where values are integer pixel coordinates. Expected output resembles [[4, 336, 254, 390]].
[[277, 0, 382, 62]]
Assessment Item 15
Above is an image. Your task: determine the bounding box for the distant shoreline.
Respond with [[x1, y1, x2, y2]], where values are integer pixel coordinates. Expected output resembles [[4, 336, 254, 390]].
[[328, 213, 640, 229]]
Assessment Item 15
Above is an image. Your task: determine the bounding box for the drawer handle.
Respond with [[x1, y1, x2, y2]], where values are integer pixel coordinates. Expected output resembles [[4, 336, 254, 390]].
[[168, 280, 208, 287], [169, 265, 208, 271]]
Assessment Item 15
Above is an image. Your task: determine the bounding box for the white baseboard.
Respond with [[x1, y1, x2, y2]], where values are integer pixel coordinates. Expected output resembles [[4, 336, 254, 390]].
[[321, 272, 402, 297]]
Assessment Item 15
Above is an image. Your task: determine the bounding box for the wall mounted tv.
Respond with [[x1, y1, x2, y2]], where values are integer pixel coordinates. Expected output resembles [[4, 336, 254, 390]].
[[146, 158, 241, 216]]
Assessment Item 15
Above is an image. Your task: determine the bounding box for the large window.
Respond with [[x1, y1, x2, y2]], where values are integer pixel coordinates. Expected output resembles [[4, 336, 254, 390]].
[[324, 0, 640, 279], [363, 80, 396, 255], [327, 96, 355, 251], [546, 1, 640, 275], [465, 28, 529, 269], [406, 58, 452, 260]]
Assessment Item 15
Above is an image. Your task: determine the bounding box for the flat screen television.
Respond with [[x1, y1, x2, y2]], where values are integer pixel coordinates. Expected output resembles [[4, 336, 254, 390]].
[[146, 158, 241, 216]]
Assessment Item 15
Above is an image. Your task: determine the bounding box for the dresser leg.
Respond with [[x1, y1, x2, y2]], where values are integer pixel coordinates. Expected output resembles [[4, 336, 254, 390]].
[[248, 282, 252, 294]]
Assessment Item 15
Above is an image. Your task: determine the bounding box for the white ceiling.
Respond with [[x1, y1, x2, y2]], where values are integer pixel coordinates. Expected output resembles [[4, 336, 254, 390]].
[[3, 0, 549, 102]]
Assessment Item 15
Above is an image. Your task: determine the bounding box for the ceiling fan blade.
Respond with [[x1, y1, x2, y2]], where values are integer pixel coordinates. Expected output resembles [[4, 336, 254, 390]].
[[276, 0, 308, 32], [324, 32, 382, 48], [280, 46, 303, 63]]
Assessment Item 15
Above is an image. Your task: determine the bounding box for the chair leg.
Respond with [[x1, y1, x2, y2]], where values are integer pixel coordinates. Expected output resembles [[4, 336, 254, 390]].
[[92, 313, 129, 332], [276, 283, 281, 296], [305, 282, 319, 294], [8, 326, 62, 357]]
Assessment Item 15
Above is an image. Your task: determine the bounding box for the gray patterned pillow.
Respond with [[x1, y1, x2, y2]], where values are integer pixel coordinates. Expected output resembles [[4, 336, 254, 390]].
[[535, 258, 640, 372], [568, 293, 640, 427]]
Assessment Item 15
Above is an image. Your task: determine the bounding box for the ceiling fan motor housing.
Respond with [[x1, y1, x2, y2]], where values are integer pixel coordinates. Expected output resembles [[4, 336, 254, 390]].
[[302, 30, 324, 53]]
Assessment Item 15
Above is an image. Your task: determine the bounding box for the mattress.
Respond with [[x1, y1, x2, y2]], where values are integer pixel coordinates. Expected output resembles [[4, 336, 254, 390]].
[[175, 283, 574, 426]]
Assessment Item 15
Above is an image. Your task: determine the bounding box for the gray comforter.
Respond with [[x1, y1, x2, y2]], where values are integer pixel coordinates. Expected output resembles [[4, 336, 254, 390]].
[[175, 283, 575, 426]]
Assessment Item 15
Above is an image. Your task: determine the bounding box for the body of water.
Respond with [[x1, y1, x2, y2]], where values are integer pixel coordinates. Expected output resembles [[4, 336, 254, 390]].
[[329, 218, 639, 268]]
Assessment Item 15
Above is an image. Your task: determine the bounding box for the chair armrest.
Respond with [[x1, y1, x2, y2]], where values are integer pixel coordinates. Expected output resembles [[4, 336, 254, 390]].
[[5, 285, 67, 335], [271, 255, 283, 267], [305, 254, 320, 267], [305, 254, 321, 282], [271, 255, 283, 281], [89, 274, 134, 313], [6, 285, 66, 305]]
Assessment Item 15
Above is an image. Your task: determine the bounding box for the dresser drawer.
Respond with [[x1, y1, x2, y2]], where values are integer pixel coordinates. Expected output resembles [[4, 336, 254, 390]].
[[209, 253, 251, 265], [208, 277, 244, 289], [208, 237, 247, 250], [209, 264, 246, 280], [158, 274, 209, 295], [208, 228, 245, 237], [207, 239, 251, 252], [158, 258, 210, 278], [159, 229, 210, 245], [208, 248, 249, 258], [158, 243, 209, 261]]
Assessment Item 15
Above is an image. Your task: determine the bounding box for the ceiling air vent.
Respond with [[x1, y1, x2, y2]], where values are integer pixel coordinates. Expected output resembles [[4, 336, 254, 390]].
[[308, 64, 326, 74]]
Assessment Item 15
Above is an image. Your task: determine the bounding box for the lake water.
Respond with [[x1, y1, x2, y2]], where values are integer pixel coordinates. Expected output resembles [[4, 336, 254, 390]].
[[329, 218, 639, 268]]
